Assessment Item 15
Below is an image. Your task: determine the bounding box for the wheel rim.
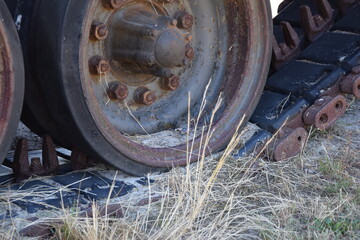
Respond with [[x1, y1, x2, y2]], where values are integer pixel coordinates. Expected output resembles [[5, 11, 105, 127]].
[[24, 0, 272, 174], [79, 0, 272, 167], [0, 0, 24, 163]]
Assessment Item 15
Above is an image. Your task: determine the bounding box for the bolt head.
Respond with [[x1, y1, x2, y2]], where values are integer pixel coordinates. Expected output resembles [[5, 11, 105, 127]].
[[185, 47, 195, 59], [177, 12, 194, 29], [89, 56, 111, 75], [90, 23, 108, 40], [162, 76, 180, 90], [134, 87, 156, 105], [108, 82, 128, 101]]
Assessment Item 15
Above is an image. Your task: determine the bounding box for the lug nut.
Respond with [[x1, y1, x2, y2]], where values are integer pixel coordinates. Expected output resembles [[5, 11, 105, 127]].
[[90, 23, 109, 40], [107, 82, 128, 101], [134, 87, 156, 105], [101, 0, 124, 9], [162, 76, 180, 90], [185, 47, 195, 59], [176, 11, 194, 29], [89, 56, 111, 75]]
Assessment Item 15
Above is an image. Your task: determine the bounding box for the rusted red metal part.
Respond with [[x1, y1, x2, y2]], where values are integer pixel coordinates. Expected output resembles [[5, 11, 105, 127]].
[[267, 107, 308, 161], [269, 61, 360, 161], [70, 147, 91, 171], [300, 0, 334, 42], [81, 203, 123, 218], [107, 82, 129, 101], [303, 95, 348, 130], [269, 95, 345, 161], [272, 127, 308, 161], [316, 65, 360, 98], [19, 222, 57, 239], [272, 21, 301, 70], [90, 22, 109, 41], [0, 1, 24, 166], [340, 65, 360, 98], [88, 55, 110, 75], [175, 11, 194, 29], [133, 87, 156, 106], [12, 135, 59, 182]]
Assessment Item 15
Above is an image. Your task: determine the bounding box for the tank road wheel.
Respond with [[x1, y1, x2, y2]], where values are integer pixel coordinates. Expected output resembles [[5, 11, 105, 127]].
[[0, 1, 24, 164], [25, 0, 272, 175]]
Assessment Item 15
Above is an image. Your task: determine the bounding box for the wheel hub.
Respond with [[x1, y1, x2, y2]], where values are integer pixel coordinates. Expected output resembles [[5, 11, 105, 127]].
[[106, 4, 192, 79], [85, 0, 232, 134]]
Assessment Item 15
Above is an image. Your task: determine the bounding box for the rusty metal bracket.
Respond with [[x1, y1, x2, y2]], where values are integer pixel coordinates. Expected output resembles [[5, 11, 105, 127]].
[[12, 135, 59, 182], [340, 65, 360, 98], [300, 0, 334, 42], [272, 21, 301, 70], [272, 127, 308, 161], [303, 95, 348, 130]]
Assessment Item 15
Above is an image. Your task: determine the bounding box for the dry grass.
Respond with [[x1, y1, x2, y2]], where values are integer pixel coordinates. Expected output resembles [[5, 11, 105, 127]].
[[1, 102, 359, 240]]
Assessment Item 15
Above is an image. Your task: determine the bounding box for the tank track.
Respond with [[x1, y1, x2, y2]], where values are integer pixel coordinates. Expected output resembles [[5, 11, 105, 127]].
[[236, 0, 360, 160], [0, 0, 360, 236]]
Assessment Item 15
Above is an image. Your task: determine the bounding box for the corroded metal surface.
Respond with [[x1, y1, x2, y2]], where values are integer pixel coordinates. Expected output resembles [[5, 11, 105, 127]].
[[303, 95, 348, 130], [3, 0, 359, 174], [13, 0, 272, 174], [300, 0, 334, 42], [0, 0, 24, 165], [12, 135, 59, 182], [253, 0, 360, 161], [272, 21, 301, 70], [273, 127, 308, 161]]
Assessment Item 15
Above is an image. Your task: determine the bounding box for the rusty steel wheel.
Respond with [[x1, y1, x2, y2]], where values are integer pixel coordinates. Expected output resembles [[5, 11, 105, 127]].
[[25, 0, 272, 175], [0, 0, 24, 164]]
